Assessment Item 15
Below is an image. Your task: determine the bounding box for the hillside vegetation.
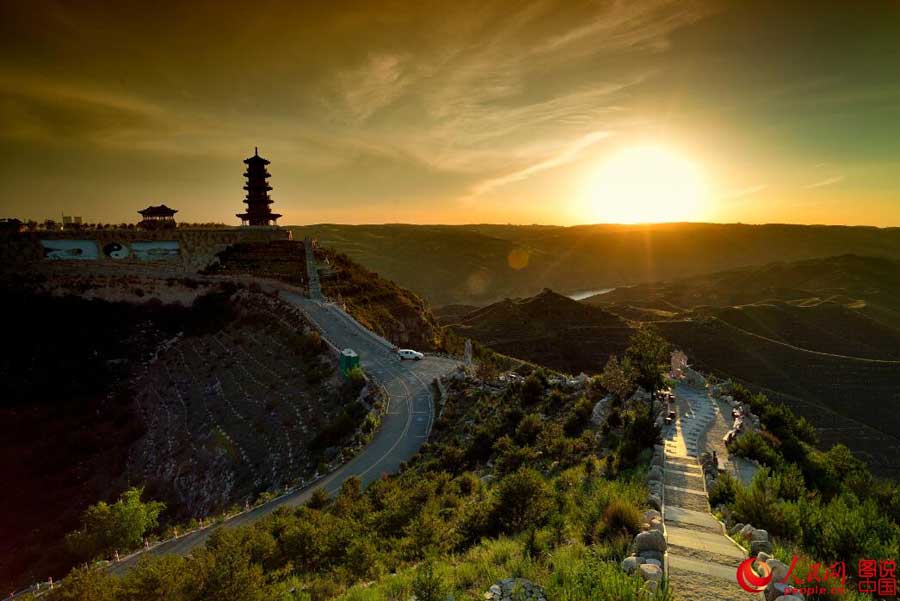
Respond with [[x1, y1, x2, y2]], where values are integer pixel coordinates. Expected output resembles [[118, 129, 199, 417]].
[[0, 284, 365, 592], [587, 254, 900, 478], [316, 247, 442, 350], [289, 224, 900, 306], [29, 332, 673, 601]]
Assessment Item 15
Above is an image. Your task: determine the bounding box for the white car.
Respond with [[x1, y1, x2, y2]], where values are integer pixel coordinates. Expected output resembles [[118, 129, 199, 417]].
[[397, 349, 424, 361]]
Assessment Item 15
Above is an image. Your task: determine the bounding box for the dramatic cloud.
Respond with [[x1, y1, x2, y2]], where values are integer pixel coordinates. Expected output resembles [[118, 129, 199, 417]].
[[1, 0, 899, 225]]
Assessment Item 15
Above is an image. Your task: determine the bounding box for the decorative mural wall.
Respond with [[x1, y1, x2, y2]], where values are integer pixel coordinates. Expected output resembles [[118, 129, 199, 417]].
[[131, 241, 180, 261], [40, 240, 99, 260], [102, 242, 130, 259]]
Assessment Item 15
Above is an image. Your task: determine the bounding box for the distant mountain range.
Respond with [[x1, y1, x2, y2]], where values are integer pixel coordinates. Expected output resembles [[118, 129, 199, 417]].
[[289, 223, 900, 306]]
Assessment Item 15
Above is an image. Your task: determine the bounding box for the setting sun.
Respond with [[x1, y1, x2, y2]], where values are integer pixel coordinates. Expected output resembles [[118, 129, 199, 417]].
[[586, 146, 707, 224]]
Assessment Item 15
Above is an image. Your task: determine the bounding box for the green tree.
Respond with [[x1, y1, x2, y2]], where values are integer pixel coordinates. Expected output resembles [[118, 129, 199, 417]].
[[65, 487, 165, 560], [625, 327, 670, 396], [45, 565, 121, 601], [599, 355, 636, 400]]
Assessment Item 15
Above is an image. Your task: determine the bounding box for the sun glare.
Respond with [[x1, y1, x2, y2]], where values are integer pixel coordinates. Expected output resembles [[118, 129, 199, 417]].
[[586, 146, 706, 224]]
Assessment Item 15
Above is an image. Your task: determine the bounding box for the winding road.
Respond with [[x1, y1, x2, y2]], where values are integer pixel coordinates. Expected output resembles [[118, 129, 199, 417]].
[[110, 244, 459, 575]]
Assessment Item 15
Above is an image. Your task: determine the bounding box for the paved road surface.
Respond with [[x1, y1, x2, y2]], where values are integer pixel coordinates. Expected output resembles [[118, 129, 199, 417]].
[[111, 286, 458, 575]]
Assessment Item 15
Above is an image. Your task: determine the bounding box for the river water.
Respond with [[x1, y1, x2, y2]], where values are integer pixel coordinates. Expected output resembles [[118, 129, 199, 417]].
[[567, 287, 614, 301]]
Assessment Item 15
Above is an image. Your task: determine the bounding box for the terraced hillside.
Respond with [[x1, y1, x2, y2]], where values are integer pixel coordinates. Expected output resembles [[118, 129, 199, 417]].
[[0, 284, 366, 591], [130, 290, 364, 519]]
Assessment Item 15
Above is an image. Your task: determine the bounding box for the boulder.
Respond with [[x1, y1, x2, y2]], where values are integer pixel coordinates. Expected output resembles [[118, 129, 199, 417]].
[[757, 551, 773, 563], [648, 465, 663, 482], [483, 578, 547, 601], [739, 524, 755, 539], [651, 454, 663, 468], [638, 550, 664, 563], [751, 539, 773, 555], [643, 509, 662, 522], [647, 480, 662, 496], [774, 596, 804, 601], [621, 556, 642, 574], [634, 530, 667, 553], [729, 522, 745, 535], [639, 563, 663, 582], [766, 559, 790, 583], [647, 494, 661, 511], [751, 528, 769, 542], [643, 558, 662, 568], [649, 518, 664, 532]]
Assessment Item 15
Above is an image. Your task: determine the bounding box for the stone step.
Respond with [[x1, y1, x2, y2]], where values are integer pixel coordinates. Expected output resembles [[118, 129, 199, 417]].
[[665, 462, 702, 474], [664, 506, 723, 531], [665, 484, 707, 496], [666, 525, 746, 560], [668, 554, 740, 582]]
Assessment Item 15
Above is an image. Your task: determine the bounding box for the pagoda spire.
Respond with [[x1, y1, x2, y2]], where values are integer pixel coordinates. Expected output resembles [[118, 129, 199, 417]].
[[236, 147, 282, 226]]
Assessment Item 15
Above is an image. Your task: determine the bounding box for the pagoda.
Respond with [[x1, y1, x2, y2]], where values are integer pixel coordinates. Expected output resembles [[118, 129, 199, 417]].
[[237, 147, 282, 226]]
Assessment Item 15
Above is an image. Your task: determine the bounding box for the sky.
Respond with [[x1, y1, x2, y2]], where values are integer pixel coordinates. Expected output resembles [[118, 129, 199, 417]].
[[1, 0, 899, 226]]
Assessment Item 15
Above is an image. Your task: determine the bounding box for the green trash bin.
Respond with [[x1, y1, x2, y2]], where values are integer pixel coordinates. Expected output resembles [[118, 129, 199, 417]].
[[339, 348, 360, 376]]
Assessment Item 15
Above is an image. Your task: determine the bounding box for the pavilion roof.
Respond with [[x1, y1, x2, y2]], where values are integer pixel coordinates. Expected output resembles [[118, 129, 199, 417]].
[[138, 204, 178, 217]]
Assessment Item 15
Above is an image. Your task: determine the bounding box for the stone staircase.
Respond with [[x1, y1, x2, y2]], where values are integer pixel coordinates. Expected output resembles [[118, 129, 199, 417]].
[[663, 381, 751, 601]]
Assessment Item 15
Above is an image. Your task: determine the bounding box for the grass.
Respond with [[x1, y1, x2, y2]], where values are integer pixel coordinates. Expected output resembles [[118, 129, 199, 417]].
[[339, 539, 673, 601]]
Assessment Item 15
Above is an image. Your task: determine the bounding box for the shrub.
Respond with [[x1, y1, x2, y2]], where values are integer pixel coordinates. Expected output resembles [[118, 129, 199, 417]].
[[493, 468, 554, 534], [65, 487, 165, 561], [521, 374, 544, 405], [515, 413, 543, 445], [708, 472, 738, 507], [729, 431, 781, 467], [412, 559, 448, 601], [602, 499, 642, 539], [307, 488, 330, 510]]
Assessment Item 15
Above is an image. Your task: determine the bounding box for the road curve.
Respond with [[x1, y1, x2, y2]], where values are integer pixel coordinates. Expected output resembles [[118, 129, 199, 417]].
[[110, 288, 459, 575]]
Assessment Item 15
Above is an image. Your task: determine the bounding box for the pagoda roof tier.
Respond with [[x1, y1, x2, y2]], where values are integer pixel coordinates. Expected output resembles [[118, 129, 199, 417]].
[[243, 170, 271, 178], [243, 184, 273, 191], [236, 212, 282, 219], [243, 147, 270, 165]]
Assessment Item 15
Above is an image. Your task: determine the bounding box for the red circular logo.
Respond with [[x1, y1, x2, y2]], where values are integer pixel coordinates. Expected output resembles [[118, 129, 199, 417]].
[[737, 558, 773, 593]]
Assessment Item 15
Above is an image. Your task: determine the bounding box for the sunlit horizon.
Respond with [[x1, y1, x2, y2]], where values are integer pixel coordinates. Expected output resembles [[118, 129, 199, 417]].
[[3, 2, 900, 227]]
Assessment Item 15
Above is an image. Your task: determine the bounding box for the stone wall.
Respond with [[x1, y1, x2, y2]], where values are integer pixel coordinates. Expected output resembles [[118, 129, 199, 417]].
[[0, 227, 290, 274]]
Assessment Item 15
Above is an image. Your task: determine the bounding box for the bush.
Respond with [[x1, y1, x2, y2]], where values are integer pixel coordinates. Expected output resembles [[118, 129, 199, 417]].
[[521, 374, 544, 405], [493, 468, 554, 534], [65, 487, 165, 561], [411, 559, 448, 601], [601, 500, 642, 539], [515, 413, 543, 445], [728, 431, 781, 467], [708, 472, 738, 507]]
